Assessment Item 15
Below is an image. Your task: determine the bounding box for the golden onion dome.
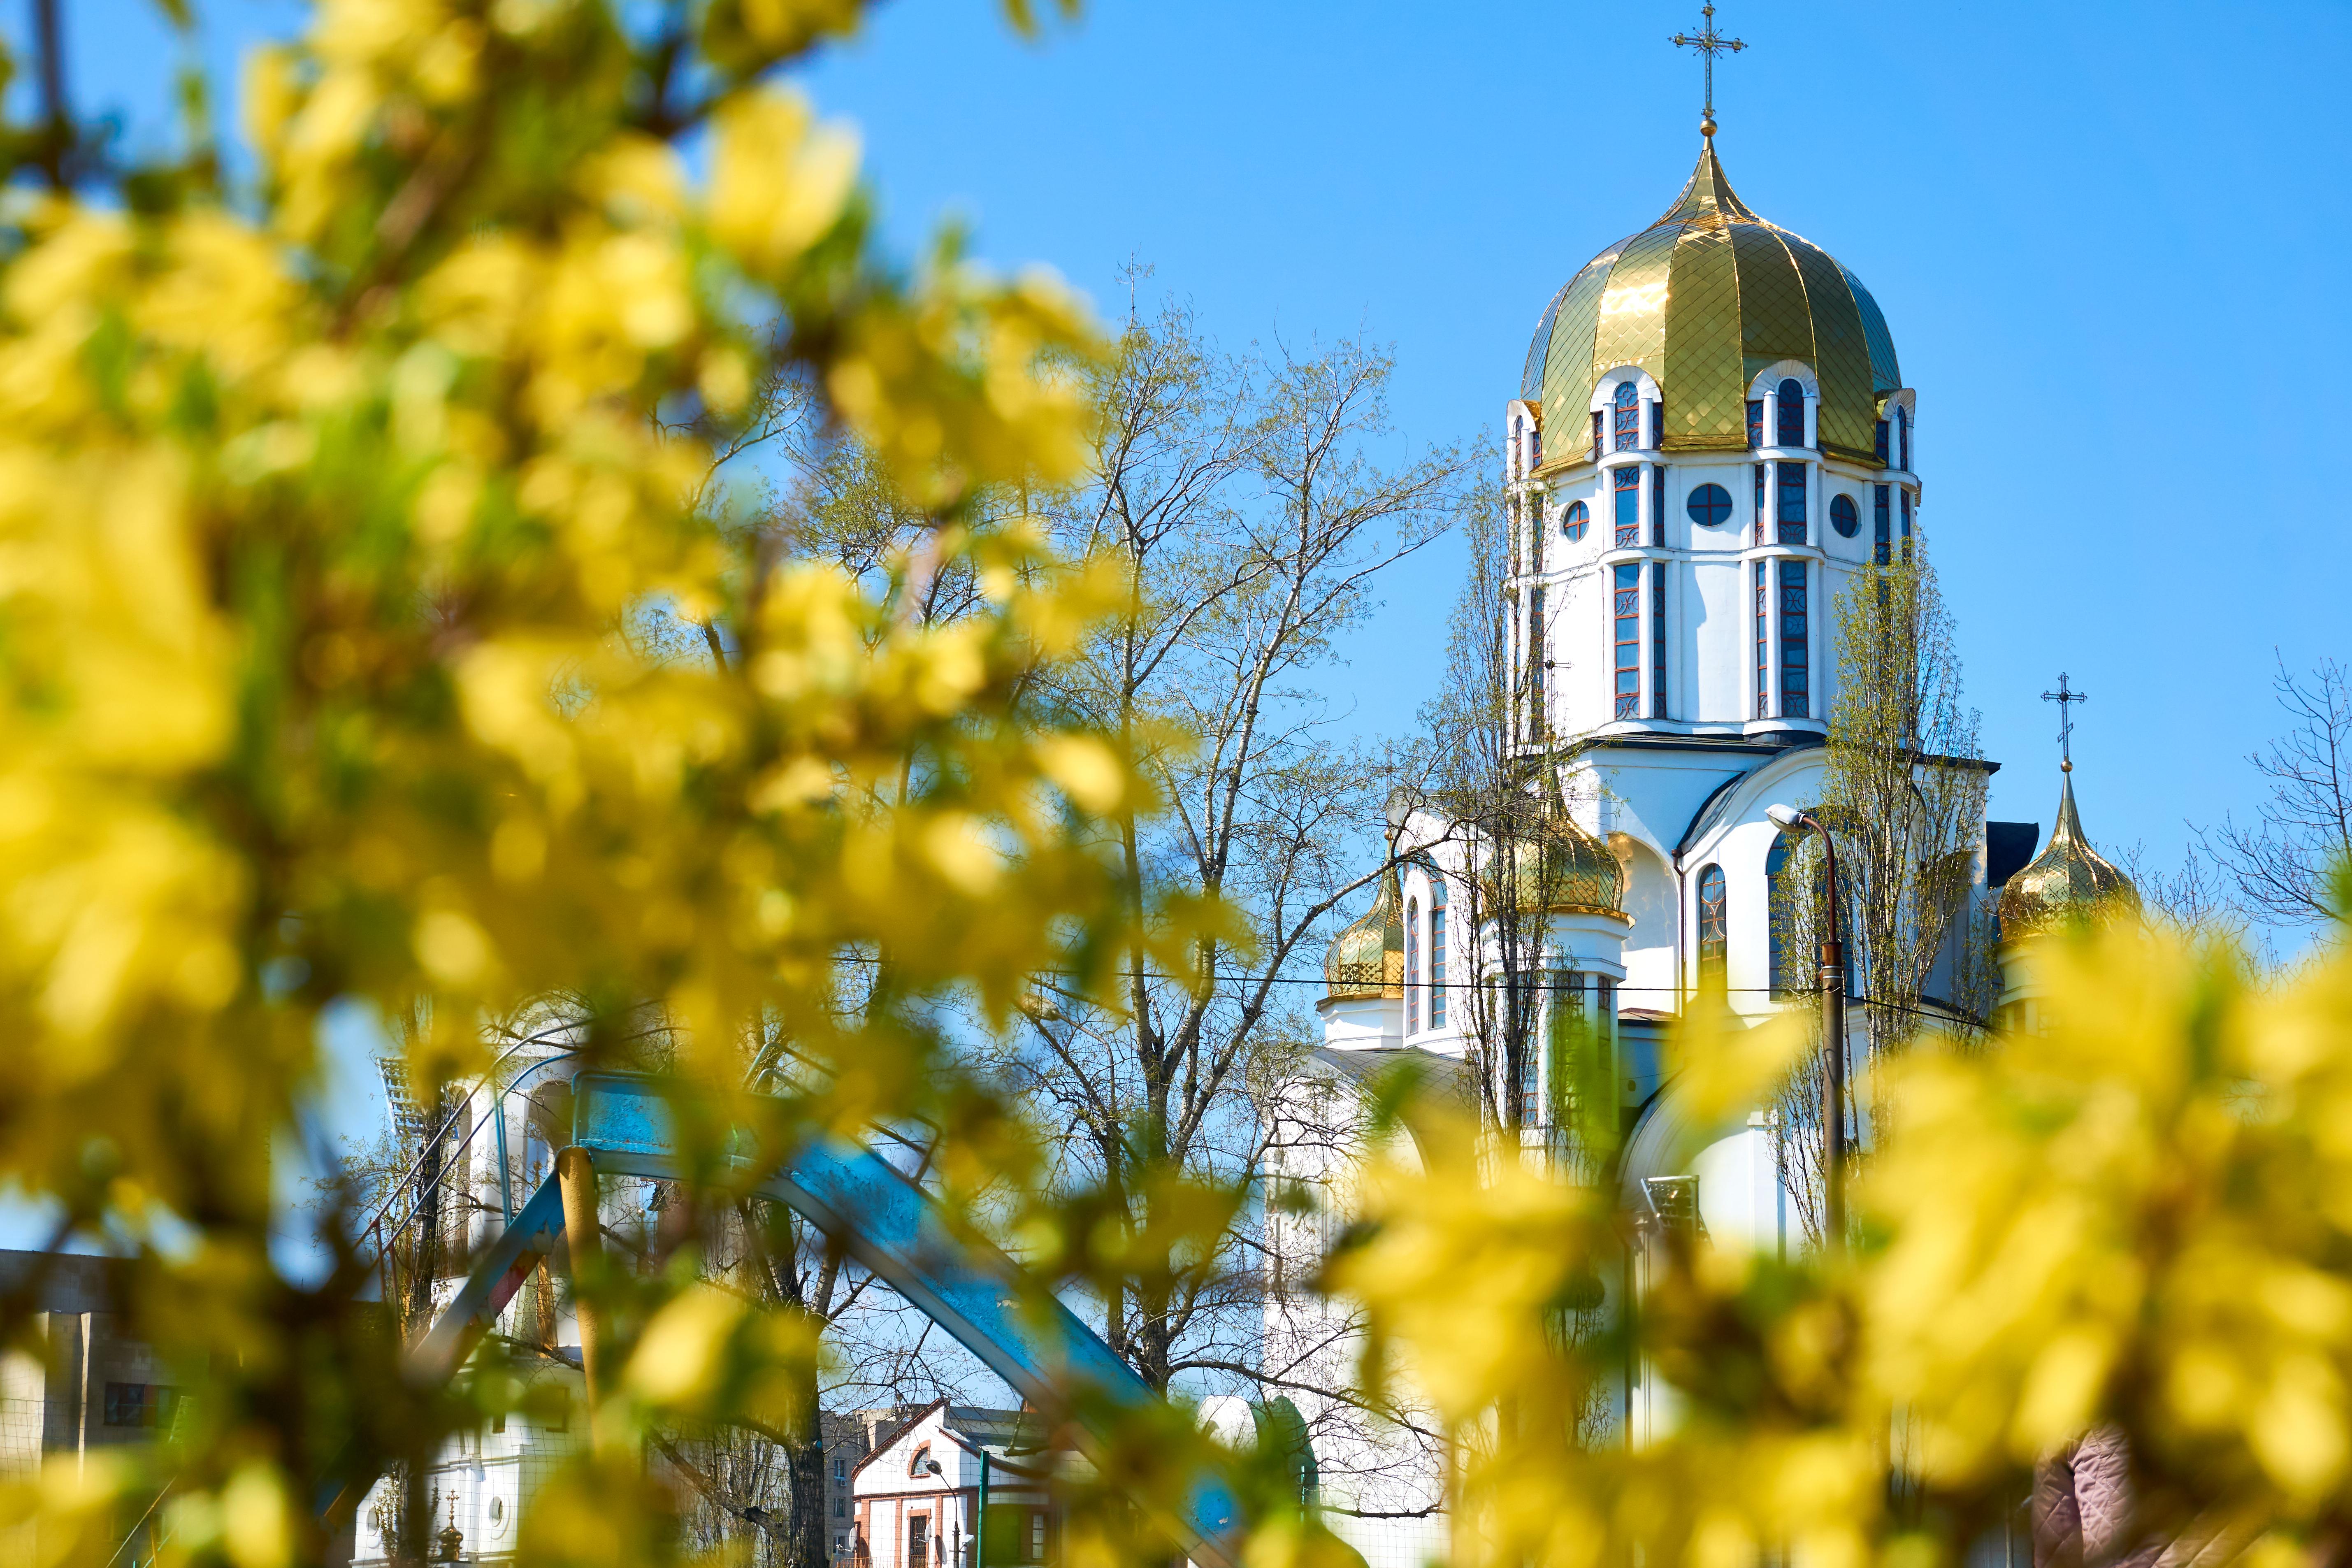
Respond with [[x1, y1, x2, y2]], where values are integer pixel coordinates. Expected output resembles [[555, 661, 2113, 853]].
[[1521, 139, 1901, 464], [1998, 771, 2139, 942], [1480, 801, 1628, 920], [1323, 867, 1405, 1002]]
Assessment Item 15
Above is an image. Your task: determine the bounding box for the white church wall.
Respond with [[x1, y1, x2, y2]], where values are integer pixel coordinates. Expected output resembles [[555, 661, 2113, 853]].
[[1693, 1120, 1794, 1258], [1612, 836, 1678, 1007]]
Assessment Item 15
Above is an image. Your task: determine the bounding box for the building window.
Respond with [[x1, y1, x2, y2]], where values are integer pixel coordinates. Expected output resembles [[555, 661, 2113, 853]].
[[1901, 488, 1914, 556], [1896, 407, 1910, 469], [1830, 493, 1859, 538], [103, 1383, 179, 1429], [1874, 484, 1890, 565], [836, 1459, 848, 1481], [1529, 585, 1546, 736], [1752, 463, 1766, 545], [1649, 397, 1665, 450], [1686, 483, 1731, 527], [1509, 417, 1522, 479], [910, 1516, 931, 1566], [1747, 399, 1763, 449], [1613, 465, 1641, 547], [1030, 1514, 1047, 1562], [1874, 417, 1890, 464], [1697, 865, 1727, 986], [1779, 560, 1809, 719], [836, 1538, 849, 1556], [1430, 885, 1448, 1028], [1613, 381, 1640, 451], [1650, 464, 1665, 546], [1753, 561, 1769, 718], [910, 1446, 931, 1477], [1531, 423, 1542, 469], [1776, 461, 1806, 545], [1590, 409, 1603, 458], [1405, 898, 1420, 1033], [1614, 564, 1641, 720], [836, 1498, 848, 1519], [1517, 1041, 1541, 1127], [1776, 378, 1806, 447], [1650, 562, 1667, 720], [1562, 499, 1589, 542]]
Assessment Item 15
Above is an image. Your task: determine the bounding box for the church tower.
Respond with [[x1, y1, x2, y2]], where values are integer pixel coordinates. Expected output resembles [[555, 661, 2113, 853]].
[[1503, 134, 1914, 742]]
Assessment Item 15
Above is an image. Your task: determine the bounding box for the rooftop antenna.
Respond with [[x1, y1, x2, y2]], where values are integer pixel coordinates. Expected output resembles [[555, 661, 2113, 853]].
[[2041, 672, 2089, 773], [1670, 3, 1747, 140]]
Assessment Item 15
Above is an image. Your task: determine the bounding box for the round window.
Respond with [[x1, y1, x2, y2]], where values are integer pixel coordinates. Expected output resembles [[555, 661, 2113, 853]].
[[1561, 500, 1589, 542], [1685, 483, 1732, 527], [1830, 493, 1860, 537]]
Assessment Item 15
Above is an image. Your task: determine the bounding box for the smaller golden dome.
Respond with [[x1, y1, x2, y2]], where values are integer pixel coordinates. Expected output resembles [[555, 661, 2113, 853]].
[[1480, 792, 1628, 920], [1324, 867, 1405, 1002], [1998, 773, 2138, 942]]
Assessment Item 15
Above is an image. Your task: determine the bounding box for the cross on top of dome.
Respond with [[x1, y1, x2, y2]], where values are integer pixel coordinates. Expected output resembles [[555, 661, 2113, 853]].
[[1669, 4, 1746, 139]]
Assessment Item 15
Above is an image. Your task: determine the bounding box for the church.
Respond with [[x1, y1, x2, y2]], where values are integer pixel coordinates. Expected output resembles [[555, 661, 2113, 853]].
[[1270, 95, 2143, 1568]]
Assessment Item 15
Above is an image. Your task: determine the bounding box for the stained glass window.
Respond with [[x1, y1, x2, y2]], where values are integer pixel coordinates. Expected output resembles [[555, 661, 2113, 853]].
[[1651, 464, 1666, 546], [1874, 484, 1890, 565], [1747, 400, 1762, 450], [1776, 378, 1806, 447], [1649, 398, 1665, 450], [1614, 564, 1641, 720], [1651, 562, 1667, 720], [1430, 884, 1447, 1028], [1779, 560, 1809, 719], [1686, 483, 1732, 527], [1613, 466, 1641, 547], [1590, 410, 1603, 458], [1754, 560, 1769, 718], [1874, 418, 1890, 465], [1697, 864, 1727, 986], [1562, 499, 1589, 542], [1830, 493, 1860, 538], [1405, 898, 1420, 1034], [1613, 381, 1640, 452], [1777, 461, 1807, 545]]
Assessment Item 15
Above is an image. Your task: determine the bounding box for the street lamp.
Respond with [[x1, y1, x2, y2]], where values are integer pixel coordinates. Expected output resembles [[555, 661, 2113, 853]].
[[1765, 803, 1846, 1247]]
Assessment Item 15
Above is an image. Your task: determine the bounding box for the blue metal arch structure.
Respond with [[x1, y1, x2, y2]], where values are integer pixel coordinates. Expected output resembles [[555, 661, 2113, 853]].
[[407, 1073, 1245, 1568]]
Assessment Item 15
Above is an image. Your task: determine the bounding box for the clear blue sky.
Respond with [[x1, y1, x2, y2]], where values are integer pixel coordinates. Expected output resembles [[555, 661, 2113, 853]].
[[40, 0, 2352, 909]]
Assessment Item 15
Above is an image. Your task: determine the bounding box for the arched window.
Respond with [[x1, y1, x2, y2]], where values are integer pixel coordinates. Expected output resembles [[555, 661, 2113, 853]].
[[1697, 865, 1727, 986], [1562, 499, 1589, 542], [910, 1445, 931, 1477], [1686, 483, 1732, 527], [1430, 883, 1448, 1028], [1895, 407, 1909, 469], [1765, 832, 1795, 997], [1613, 381, 1640, 452], [1776, 378, 1806, 447], [1830, 493, 1860, 538], [1405, 897, 1421, 1033]]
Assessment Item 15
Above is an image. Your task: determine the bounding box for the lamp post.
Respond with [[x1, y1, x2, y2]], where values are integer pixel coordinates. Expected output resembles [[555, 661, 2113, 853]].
[[1765, 804, 1845, 1247]]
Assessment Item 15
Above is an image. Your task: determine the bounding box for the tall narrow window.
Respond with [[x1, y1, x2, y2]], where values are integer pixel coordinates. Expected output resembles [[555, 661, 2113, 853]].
[[1614, 564, 1641, 720], [1747, 400, 1763, 449], [1874, 483, 1891, 565], [1901, 488, 1914, 557], [1650, 562, 1667, 720], [1650, 464, 1666, 546], [1613, 465, 1641, 547], [1697, 864, 1727, 987], [1531, 423, 1542, 468], [1430, 885, 1448, 1027], [1529, 585, 1547, 735], [1874, 418, 1890, 464], [1649, 398, 1665, 450], [1896, 407, 1910, 470], [1562, 499, 1589, 542], [1613, 381, 1639, 451], [1777, 461, 1807, 545], [1590, 409, 1603, 458], [1779, 560, 1809, 719], [1405, 898, 1420, 1033], [1517, 1044, 1540, 1127], [1776, 378, 1806, 447], [1753, 464, 1766, 545], [1509, 417, 1522, 479], [1754, 560, 1769, 718]]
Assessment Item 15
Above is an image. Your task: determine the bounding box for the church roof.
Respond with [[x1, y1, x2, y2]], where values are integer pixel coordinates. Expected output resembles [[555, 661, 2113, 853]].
[[1323, 866, 1405, 1001], [1997, 770, 2139, 942], [1520, 138, 1901, 465]]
